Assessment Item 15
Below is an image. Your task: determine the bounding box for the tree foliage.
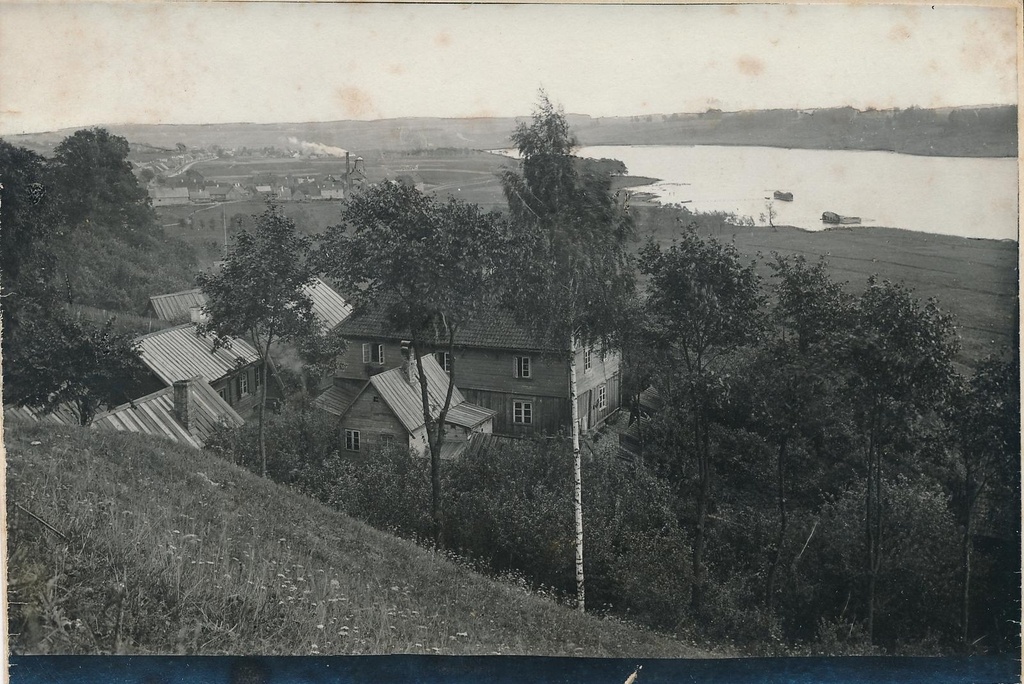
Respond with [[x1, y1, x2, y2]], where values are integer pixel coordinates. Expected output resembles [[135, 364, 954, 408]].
[[3, 315, 146, 426], [197, 202, 322, 477], [319, 181, 508, 546]]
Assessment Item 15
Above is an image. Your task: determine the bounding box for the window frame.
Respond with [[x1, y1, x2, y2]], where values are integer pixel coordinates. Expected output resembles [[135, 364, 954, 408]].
[[597, 384, 607, 410], [513, 400, 534, 425], [237, 372, 250, 396], [362, 342, 385, 365], [514, 355, 532, 379], [436, 351, 451, 374], [345, 429, 361, 452], [584, 347, 592, 373]]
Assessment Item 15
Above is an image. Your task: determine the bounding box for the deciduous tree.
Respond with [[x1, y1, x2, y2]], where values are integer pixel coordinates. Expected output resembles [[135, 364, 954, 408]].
[[197, 202, 321, 477], [319, 181, 507, 546], [3, 315, 146, 426], [639, 228, 763, 612], [843, 277, 959, 642]]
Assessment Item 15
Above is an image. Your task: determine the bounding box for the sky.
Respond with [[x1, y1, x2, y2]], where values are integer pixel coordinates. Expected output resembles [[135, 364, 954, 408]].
[[0, 2, 1018, 135]]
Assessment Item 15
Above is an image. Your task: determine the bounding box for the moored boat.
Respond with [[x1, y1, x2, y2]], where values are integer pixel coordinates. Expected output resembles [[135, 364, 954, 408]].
[[821, 211, 861, 225], [773, 190, 794, 201]]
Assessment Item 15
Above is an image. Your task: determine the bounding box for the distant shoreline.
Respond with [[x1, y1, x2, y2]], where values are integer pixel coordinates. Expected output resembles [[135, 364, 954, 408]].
[[578, 140, 1018, 160]]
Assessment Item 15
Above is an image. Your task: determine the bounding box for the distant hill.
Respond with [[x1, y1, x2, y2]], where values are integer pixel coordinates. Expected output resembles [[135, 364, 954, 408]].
[[5, 106, 1015, 158], [4, 421, 714, 657]]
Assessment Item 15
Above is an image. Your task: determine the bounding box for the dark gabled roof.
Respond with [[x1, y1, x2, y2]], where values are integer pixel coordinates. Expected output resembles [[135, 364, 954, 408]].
[[336, 305, 561, 353]]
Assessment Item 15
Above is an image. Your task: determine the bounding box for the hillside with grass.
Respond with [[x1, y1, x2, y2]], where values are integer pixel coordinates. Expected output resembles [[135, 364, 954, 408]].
[[4, 422, 716, 657]]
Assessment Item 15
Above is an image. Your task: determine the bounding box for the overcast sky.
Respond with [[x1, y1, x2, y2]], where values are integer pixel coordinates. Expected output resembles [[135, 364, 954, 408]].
[[0, 2, 1018, 135]]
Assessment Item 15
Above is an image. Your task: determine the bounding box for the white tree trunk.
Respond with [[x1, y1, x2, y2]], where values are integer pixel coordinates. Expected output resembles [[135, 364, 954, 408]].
[[569, 335, 585, 612]]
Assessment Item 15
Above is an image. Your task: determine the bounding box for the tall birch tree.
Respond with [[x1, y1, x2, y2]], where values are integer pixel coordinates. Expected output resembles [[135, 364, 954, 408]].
[[500, 93, 635, 611]]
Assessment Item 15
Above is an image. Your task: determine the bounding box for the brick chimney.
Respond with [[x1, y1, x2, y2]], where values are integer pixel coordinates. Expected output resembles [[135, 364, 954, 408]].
[[173, 378, 193, 430], [400, 340, 414, 386]]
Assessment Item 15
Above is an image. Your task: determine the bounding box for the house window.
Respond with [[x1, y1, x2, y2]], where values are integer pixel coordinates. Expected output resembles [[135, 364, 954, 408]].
[[345, 429, 361, 452], [513, 400, 533, 425], [584, 347, 592, 373], [254, 367, 262, 392], [436, 351, 451, 373], [362, 343, 385, 364], [514, 356, 531, 379], [237, 373, 249, 396], [597, 384, 607, 410], [218, 387, 228, 402], [380, 433, 395, 448]]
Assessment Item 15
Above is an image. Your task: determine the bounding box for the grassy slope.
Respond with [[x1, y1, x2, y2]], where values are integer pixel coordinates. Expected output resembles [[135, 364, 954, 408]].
[[4, 422, 715, 657]]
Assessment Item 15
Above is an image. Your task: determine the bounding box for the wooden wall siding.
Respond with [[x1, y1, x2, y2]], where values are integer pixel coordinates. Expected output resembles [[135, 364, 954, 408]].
[[577, 372, 621, 432], [576, 345, 622, 396], [336, 338, 408, 381], [450, 348, 568, 398], [337, 336, 570, 398], [461, 389, 568, 437], [340, 390, 407, 454]]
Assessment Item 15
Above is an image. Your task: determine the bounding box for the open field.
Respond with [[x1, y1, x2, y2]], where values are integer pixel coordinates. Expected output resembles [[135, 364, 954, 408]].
[[5, 421, 718, 657], [635, 204, 1018, 366]]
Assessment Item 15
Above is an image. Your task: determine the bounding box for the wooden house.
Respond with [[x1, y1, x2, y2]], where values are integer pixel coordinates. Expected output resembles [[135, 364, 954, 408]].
[[331, 308, 621, 437], [336, 352, 494, 458], [148, 186, 190, 206], [135, 324, 264, 415], [4, 376, 243, 449]]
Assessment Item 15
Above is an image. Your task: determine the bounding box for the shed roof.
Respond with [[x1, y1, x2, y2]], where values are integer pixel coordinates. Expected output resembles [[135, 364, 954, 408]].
[[136, 324, 260, 386], [312, 379, 363, 417], [92, 376, 244, 449], [147, 288, 208, 321], [360, 355, 494, 434], [336, 304, 560, 353]]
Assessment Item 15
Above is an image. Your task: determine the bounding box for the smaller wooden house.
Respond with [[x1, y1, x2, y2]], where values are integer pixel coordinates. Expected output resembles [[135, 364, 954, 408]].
[[135, 324, 263, 415], [336, 352, 494, 458]]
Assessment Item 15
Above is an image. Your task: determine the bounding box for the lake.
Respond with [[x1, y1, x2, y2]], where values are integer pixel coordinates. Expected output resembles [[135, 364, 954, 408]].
[[576, 145, 1019, 241]]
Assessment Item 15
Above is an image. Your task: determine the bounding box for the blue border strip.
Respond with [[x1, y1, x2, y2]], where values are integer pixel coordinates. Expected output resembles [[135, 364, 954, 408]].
[[7, 655, 1021, 684]]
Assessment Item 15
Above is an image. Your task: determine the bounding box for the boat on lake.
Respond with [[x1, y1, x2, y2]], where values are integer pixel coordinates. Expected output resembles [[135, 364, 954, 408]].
[[821, 211, 861, 225], [773, 190, 794, 201]]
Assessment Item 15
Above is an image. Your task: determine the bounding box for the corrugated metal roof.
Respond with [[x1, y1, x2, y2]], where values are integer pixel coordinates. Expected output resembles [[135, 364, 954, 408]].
[[147, 278, 350, 330], [446, 402, 495, 429], [136, 324, 260, 386], [4, 403, 80, 426], [312, 379, 364, 417], [92, 376, 244, 449], [362, 355, 493, 434], [336, 302, 561, 352], [147, 288, 207, 322], [304, 278, 352, 330]]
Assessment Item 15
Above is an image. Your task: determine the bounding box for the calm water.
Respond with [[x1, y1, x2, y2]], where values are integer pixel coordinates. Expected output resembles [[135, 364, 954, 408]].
[[577, 145, 1019, 241]]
